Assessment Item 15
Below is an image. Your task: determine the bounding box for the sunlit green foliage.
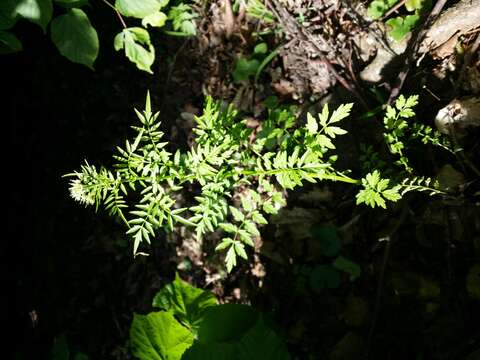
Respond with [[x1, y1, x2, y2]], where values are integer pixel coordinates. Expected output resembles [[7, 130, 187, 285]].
[[367, 0, 431, 40], [68, 93, 449, 271], [130, 275, 291, 359], [68, 93, 360, 270], [383, 95, 452, 172]]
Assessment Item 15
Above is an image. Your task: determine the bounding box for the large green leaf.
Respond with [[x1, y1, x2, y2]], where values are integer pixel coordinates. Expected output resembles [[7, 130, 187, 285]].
[[51, 334, 70, 360], [181, 342, 236, 360], [333, 256, 361, 281], [237, 317, 290, 360], [115, 0, 161, 18], [0, 30, 22, 53], [309, 265, 341, 292], [130, 311, 194, 360], [114, 27, 155, 74], [16, 0, 53, 32], [183, 304, 290, 360], [233, 57, 260, 83], [50, 9, 99, 69], [386, 14, 419, 41], [152, 273, 217, 329], [367, 0, 397, 19], [0, 0, 19, 30], [197, 304, 258, 343], [405, 0, 430, 11], [310, 225, 341, 257], [54, 0, 90, 8]]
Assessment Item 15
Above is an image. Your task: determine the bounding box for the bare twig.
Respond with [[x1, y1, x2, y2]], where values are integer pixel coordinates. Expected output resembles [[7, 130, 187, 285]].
[[224, 0, 236, 38], [101, 0, 127, 29], [379, 0, 406, 21]]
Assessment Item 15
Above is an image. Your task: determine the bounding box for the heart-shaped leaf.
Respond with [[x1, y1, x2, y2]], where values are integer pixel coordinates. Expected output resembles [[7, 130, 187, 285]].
[[115, 0, 161, 18], [16, 0, 53, 32], [130, 311, 194, 360], [0, 30, 22, 53], [50, 9, 99, 69], [0, 0, 19, 30], [152, 273, 217, 329]]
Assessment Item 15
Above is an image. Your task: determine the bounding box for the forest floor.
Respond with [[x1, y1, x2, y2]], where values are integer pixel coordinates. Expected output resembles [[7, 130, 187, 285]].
[[5, 0, 480, 359]]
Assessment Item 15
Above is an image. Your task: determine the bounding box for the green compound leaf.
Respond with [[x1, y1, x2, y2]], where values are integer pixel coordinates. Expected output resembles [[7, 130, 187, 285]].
[[0, 30, 22, 53], [356, 170, 401, 209], [225, 245, 237, 273], [367, 0, 397, 19], [251, 211, 268, 225], [234, 241, 248, 260], [386, 14, 419, 41], [16, 0, 53, 32], [130, 311, 194, 360], [233, 57, 260, 83], [253, 42, 267, 54], [306, 113, 318, 134], [229, 206, 245, 222], [114, 27, 155, 73], [168, 4, 197, 36], [310, 225, 341, 257], [405, 0, 430, 12], [152, 273, 217, 328], [51, 9, 98, 69], [115, 0, 161, 18]]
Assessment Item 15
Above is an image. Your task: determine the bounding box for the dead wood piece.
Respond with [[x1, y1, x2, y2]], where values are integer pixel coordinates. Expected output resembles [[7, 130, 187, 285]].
[[360, 32, 410, 83], [223, 0, 236, 38], [435, 96, 480, 135], [419, 0, 480, 58]]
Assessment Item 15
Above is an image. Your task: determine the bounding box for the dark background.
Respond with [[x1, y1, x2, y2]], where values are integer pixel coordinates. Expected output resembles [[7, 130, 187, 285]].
[[3, 7, 158, 357]]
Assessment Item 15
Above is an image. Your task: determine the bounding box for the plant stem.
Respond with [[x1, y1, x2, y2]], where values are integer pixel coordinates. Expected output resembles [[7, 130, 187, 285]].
[[101, 0, 127, 29], [240, 168, 361, 184]]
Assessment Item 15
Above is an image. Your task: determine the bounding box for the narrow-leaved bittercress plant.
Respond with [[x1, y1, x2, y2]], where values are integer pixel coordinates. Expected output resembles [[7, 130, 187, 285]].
[[67, 93, 448, 272]]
